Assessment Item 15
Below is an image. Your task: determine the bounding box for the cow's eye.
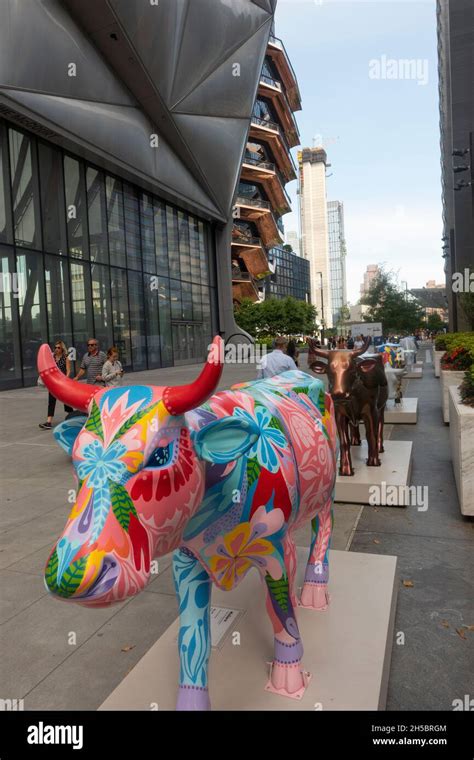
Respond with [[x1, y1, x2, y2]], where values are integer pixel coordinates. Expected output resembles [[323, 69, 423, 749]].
[[146, 442, 174, 468]]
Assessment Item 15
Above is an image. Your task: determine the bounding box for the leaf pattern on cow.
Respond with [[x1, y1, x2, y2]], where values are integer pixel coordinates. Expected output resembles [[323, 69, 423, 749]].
[[84, 400, 103, 440], [265, 572, 289, 612], [268, 415, 285, 433], [112, 402, 160, 443], [56, 556, 88, 598], [45, 548, 59, 592], [110, 480, 135, 532], [246, 457, 261, 488]]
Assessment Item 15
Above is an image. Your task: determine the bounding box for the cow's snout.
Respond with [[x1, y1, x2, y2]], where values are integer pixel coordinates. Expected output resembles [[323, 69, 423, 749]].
[[45, 545, 121, 605], [332, 391, 351, 400]]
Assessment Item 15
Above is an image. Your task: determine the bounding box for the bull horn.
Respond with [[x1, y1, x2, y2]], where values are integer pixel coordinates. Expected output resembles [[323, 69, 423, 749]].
[[307, 337, 329, 360], [351, 337, 371, 357], [37, 344, 100, 413], [162, 336, 224, 415]]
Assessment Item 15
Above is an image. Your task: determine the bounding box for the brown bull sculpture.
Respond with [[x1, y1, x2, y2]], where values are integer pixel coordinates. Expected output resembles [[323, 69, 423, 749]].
[[307, 338, 388, 476]]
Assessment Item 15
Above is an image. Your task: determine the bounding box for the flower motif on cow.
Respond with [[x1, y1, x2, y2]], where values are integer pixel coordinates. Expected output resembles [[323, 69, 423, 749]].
[[76, 439, 129, 488], [204, 506, 285, 590], [234, 405, 287, 473]]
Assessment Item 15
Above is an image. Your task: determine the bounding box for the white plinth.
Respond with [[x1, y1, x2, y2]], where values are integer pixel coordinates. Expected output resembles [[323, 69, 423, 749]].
[[384, 398, 418, 424], [405, 367, 423, 379], [449, 387, 474, 516], [441, 369, 464, 423], [434, 350, 444, 378], [335, 440, 413, 505], [99, 549, 398, 711]]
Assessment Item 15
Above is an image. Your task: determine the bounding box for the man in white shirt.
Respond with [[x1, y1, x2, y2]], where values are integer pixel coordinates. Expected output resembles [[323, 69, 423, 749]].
[[257, 337, 297, 379]]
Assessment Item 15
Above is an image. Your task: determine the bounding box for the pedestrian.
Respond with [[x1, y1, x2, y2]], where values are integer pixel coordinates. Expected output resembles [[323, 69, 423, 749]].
[[346, 333, 354, 350], [354, 335, 365, 350], [39, 340, 73, 429], [257, 336, 297, 379], [102, 347, 124, 387], [286, 339, 300, 368], [74, 338, 107, 385]]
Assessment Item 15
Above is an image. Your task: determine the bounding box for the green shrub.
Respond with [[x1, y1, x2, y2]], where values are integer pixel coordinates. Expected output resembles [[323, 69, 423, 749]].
[[459, 366, 474, 407], [435, 332, 474, 356]]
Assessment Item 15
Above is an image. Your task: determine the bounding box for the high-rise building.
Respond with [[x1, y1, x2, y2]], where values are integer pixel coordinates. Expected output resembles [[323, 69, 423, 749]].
[[298, 147, 333, 329], [232, 33, 301, 305], [360, 264, 381, 298], [285, 230, 301, 257], [437, 0, 474, 330], [0, 0, 281, 388], [327, 201, 347, 326]]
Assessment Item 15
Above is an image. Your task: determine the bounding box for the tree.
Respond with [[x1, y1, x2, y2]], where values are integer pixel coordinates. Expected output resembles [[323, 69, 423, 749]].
[[425, 313, 446, 332], [337, 304, 351, 328], [234, 298, 261, 337], [234, 296, 317, 338], [283, 244, 293, 253], [361, 267, 424, 334]]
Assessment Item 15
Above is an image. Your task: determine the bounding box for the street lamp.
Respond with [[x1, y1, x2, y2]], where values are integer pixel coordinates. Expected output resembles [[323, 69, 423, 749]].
[[316, 271, 325, 344]]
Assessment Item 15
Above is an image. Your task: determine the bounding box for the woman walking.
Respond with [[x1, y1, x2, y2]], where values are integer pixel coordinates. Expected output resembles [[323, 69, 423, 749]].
[[39, 341, 73, 429], [102, 347, 124, 387]]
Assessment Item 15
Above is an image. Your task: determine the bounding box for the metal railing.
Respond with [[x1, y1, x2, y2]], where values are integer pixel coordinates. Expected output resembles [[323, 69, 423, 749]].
[[242, 155, 275, 172], [231, 234, 262, 246], [250, 114, 280, 133], [260, 74, 282, 91], [235, 196, 271, 210]]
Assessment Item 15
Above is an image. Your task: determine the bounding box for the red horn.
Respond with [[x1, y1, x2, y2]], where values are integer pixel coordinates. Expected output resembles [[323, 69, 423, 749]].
[[37, 344, 99, 413], [163, 336, 224, 416]]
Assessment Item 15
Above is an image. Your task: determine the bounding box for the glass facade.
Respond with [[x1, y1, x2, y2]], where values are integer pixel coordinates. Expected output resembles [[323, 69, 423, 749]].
[[0, 118, 217, 389], [267, 246, 311, 302], [327, 201, 347, 326]]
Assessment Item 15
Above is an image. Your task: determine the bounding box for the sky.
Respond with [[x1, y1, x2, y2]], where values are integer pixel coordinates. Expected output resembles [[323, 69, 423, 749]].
[[274, 0, 445, 304]]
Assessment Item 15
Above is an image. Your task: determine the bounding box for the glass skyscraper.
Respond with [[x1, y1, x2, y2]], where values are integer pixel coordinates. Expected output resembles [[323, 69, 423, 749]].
[[327, 200, 347, 327]]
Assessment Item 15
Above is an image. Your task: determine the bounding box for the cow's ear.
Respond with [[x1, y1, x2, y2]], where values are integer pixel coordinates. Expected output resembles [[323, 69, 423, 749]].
[[357, 359, 377, 374], [53, 416, 87, 456], [192, 416, 260, 464], [309, 360, 328, 375]]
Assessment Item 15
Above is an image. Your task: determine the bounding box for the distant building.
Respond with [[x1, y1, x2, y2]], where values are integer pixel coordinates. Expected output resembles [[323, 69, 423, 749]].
[[285, 230, 301, 257], [360, 264, 381, 298], [327, 201, 347, 326], [298, 146, 333, 328], [437, 0, 474, 330], [409, 285, 448, 324], [266, 246, 310, 303]]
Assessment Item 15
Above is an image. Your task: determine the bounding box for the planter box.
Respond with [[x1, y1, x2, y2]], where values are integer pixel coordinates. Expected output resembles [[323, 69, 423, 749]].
[[434, 350, 444, 378], [440, 369, 465, 423], [449, 386, 474, 516]]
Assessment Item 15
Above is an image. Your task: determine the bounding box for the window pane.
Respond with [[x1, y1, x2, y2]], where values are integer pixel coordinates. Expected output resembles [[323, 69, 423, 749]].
[[9, 129, 41, 249], [144, 274, 161, 369], [128, 270, 146, 369], [70, 260, 93, 360], [169, 278, 181, 321], [64, 156, 88, 259], [16, 250, 47, 383], [166, 205, 180, 279], [178, 210, 191, 281], [154, 200, 169, 277], [0, 246, 21, 387], [86, 167, 108, 265], [198, 220, 209, 285], [38, 143, 67, 255], [91, 262, 112, 351], [106, 176, 126, 268], [181, 280, 193, 320], [189, 217, 201, 283], [124, 183, 141, 270], [157, 277, 173, 367], [44, 254, 72, 349], [141, 193, 155, 273], [110, 267, 131, 369], [192, 283, 202, 321], [0, 124, 12, 244]]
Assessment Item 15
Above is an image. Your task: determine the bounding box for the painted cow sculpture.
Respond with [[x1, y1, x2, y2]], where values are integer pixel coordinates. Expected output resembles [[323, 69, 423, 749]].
[[308, 338, 388, 477], [38, 337, 338, 710]]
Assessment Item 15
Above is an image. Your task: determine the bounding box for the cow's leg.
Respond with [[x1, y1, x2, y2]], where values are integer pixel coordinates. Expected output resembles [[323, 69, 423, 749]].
[[173, 547, 212, 711], [300, 494, 333, 610], [264, 536, 307, 698], [338, 412, 354, 476], [350, 422, 361, 446], [363, 410, 381, 466], [377, 405, 385, 454]]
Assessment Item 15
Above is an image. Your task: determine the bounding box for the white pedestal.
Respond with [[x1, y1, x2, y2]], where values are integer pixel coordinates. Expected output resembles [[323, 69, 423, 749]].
[[449, 387, 474, 516], [434, 350, 444, 378], [99, 549, 398, 711], [441, 369, 464, 423], [405, 367, 423, 379], [384, 398, 418, 424], [335, 440, 413, 505]]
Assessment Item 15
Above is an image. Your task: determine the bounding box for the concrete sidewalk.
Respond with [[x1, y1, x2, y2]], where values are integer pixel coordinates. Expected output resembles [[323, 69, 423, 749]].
[[0, 358, 361, 710]]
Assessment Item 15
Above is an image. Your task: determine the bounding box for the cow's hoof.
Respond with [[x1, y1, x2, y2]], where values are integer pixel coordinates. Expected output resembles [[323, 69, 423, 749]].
[[339, 467, 354, 477], [379, 445, 385, 453], [366, 457, 382, 467], [300, 583, 330, 610], [265, 661, 310, 700], [176, 685, 211, 711]]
